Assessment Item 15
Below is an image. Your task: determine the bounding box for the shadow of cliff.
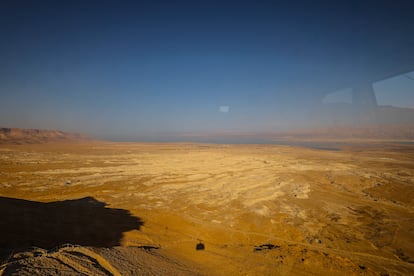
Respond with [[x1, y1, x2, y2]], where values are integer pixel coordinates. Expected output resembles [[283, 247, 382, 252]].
[[0, 196, 143, 250]]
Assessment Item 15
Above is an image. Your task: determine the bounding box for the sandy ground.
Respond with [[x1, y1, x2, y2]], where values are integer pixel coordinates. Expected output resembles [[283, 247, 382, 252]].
[[0, 142, 414, 275]]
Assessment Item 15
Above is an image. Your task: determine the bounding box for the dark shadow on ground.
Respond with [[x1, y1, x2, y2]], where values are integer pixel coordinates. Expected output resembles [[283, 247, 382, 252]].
[[0, 196, 143, 250]]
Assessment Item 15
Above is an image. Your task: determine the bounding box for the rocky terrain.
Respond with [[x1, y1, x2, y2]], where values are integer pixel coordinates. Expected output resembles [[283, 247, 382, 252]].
[[0, 141, 413, 275], [0, 128, 89, 145]]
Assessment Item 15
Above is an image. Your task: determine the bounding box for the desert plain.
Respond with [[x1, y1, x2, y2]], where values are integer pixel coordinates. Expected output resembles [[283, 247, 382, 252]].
[[1, 141, 414, 275]]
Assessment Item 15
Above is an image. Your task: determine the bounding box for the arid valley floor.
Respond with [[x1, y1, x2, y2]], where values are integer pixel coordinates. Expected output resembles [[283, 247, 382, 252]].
[[1, 141, 414, 275]]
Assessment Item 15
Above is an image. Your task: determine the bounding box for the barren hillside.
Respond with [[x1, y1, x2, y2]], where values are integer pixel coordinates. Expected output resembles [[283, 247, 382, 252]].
[[0, 128, 90, 144]]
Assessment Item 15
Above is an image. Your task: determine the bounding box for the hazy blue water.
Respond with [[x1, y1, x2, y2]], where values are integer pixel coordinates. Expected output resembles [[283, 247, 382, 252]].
[[180, 137, 345, 151], [270, 141, 342, 151], [397, 141, 414, 145], [111, 135, 413, 151]]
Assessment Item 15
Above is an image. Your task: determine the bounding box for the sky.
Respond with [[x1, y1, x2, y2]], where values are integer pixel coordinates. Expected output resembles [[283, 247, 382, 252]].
[[1, 0, 414, 141]]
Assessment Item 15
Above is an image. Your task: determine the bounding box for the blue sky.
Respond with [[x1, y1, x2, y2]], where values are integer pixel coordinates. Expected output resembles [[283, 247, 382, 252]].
[[1, 0, 413, 140]]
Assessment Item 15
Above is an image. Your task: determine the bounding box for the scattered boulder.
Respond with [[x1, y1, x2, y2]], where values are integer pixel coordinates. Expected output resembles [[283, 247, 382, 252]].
[[254, 244, 280, 252], [137, 245, 160, 251]]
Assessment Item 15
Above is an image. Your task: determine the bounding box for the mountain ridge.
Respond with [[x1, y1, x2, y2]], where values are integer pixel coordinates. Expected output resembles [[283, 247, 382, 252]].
[[0, 127, 91, 144]]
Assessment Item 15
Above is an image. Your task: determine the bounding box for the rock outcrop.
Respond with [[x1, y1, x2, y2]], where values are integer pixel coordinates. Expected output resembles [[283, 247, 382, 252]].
[[0, 128, 90, 144]]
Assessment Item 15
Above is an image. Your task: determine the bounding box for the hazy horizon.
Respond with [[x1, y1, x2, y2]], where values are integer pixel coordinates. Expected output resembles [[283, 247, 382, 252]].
[[1, 0, 414, 141]]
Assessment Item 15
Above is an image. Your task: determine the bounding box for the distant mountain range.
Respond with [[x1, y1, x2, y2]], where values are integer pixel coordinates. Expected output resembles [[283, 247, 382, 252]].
[[272, 125, 414, 141], [177, 125, 414, 143], [1, 122, 413, 145], [0, 128, 90, 144]]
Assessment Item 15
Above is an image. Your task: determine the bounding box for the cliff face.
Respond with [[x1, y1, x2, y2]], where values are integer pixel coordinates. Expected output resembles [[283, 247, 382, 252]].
[[0, 128, 89, 144]]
